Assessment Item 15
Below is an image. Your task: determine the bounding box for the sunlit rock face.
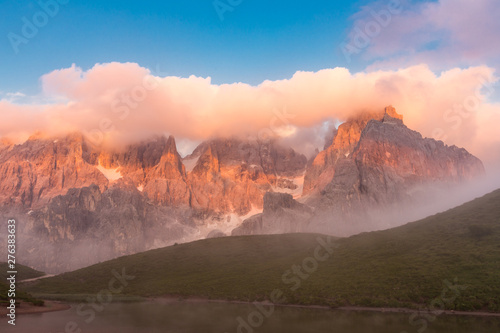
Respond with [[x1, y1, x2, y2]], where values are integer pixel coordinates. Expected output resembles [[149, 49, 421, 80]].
[[303, 106, 483, 198], [349, 112, 484, 205], [308, 107, 483, 235], [187, 137, 307, 215], [304, 106, 402, 195], [0, 133, 180, 209], [143, 136, 191, 207], [0, 132, 307, 214], [0, 133, 109, 208]]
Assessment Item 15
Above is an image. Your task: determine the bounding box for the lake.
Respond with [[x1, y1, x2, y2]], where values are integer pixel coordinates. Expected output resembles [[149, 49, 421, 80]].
[[1, 300, 499, 333]]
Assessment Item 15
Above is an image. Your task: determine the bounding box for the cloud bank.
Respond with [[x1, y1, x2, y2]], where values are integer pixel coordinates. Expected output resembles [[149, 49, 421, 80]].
[[0, 62, 499, 167]]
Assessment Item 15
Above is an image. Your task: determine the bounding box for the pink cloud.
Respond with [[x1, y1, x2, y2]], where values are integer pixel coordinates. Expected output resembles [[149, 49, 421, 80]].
[[0, 62, 499, 168]]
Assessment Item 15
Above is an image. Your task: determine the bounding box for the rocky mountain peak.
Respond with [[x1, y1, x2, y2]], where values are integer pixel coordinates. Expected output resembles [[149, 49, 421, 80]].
[[303, 105, 482, 196], [164, 135, 179, 155], [0, 132, 108, 208], [143, 135, 190, 206], [303, 107, 392, 194], [384, 105, 403, 122], [192, 144, 220, 179], [331, 106, 403, 153], [147, 135, 186, 180]]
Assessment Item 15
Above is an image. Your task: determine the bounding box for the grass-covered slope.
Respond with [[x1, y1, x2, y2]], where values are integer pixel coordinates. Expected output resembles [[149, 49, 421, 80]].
[[0, 263, 45, 306], [26, 189, 500, 311], [0, 262, 45, 281]]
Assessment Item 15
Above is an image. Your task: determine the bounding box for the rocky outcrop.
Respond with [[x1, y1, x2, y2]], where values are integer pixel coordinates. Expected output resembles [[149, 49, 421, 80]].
[[91, 135, 175, 185], [14, 181, 197, 273], [238, 106, 485, 237], [143, 136, 191, 206], [304, 107, 400, 195], [231, 192, 313, 236], [188, 137, 307, 178], [0, 133, 108, 208], [188, 137, 307, 215], [304, 106, 483, 198]]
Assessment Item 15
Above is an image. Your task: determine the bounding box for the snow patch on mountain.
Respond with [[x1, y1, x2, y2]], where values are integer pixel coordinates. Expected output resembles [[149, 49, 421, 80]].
[[96, 162, 122, 181]]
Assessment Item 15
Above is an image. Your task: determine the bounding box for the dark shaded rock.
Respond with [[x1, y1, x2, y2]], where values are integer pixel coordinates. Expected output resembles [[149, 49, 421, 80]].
[[231, 192, 313, 236]]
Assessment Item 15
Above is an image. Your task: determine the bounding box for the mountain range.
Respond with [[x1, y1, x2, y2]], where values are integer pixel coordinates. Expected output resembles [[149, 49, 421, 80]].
[[0, 106, 484, 273]]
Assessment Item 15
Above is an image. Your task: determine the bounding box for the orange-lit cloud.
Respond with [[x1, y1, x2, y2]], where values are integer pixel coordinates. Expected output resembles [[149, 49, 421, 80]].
[[0, 62, 499, 168]]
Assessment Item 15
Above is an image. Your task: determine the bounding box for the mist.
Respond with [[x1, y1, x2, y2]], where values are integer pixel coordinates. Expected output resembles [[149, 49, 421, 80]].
[[306, 172, 500, 238]]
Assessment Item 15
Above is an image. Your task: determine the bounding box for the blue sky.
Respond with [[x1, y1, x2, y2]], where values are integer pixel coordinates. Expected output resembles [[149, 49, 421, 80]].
[[0, 0, 385, 93]]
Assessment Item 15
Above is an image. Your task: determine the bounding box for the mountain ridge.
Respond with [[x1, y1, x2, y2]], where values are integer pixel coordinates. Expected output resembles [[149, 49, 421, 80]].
[[0, 106, 486, 272]]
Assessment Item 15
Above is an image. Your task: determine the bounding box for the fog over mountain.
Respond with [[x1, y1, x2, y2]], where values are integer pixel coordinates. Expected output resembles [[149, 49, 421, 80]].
[[0, 105, 494, 273]]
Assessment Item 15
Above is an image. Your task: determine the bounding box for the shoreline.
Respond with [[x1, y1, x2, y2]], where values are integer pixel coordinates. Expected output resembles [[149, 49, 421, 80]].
[[151, 295, 500, 317], [336, 306, 500, 317], [4, 296, 500, 318], [0, 301, 70, 316]]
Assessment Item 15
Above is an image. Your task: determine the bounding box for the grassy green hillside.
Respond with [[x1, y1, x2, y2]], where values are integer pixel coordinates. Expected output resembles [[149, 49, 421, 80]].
[[0, 262, 45, 281], [0, 263, 45, 306], [26, 189, 500, 312]]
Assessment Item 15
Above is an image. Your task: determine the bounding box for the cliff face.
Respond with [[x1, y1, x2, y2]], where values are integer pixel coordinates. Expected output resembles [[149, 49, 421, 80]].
[[0, 133, 108, 208], [16, 182, 197, 272], [231, 192, 313, 236], [303, 106, 483, 199], [143, 136, 191, 206], [187, 138, 307, 215], [0, 134, 307, 215], [234, 106, 484, 237], [348, 113, 484, 206]]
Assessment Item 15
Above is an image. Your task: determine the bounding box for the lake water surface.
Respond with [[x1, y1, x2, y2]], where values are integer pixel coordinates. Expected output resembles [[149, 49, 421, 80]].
[[1, 300, 499, 333]]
